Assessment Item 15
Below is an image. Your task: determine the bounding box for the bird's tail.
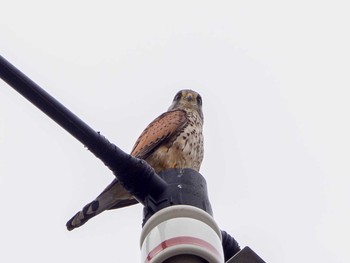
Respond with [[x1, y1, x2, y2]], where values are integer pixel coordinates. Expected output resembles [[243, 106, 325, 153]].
[[66, 178, 138, 231]]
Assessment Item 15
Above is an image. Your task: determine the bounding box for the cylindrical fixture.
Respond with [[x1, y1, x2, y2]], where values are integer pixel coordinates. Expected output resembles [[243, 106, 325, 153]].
[[140, 205, 224, 263]]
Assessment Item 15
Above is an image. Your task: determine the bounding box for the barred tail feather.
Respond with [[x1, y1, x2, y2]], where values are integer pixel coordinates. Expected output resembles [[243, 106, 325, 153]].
[[66, 178, 138, 231]]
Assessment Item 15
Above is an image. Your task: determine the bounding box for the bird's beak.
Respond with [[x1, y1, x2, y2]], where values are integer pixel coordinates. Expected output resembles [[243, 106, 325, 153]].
[[185, 94, 193, 102]]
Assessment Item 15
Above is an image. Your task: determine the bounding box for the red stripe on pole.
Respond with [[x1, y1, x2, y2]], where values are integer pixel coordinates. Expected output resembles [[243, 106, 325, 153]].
[[145, 236, 221, 263]]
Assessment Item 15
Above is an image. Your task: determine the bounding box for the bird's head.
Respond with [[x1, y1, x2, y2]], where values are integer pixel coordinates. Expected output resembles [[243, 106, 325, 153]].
[[168, 89, 203, 120]]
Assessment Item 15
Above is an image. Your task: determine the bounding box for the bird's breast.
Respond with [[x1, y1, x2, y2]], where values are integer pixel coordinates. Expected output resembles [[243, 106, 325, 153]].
[[146, 112, 204, 173]]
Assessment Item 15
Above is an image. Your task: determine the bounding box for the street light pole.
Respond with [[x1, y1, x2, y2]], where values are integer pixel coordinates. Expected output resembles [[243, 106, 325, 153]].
[[0, 55, 263, 262]]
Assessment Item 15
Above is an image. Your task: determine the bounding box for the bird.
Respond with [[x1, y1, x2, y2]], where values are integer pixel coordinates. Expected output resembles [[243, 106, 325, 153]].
[[66, 89, 204, 230]]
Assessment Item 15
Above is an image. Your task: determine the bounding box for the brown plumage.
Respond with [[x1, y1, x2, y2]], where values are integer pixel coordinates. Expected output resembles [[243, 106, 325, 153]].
[[66, 89, 204, 230]]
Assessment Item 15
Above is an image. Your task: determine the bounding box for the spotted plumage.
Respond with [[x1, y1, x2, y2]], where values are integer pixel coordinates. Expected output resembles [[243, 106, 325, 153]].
[[66, 89, 204, 230]]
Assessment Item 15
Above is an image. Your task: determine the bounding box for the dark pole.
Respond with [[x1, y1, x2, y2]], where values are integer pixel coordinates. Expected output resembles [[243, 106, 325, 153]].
[[0, 55, 166, 203]]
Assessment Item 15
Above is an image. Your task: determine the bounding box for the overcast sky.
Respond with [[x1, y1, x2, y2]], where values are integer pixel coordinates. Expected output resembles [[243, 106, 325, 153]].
[[1, 1, 349, 262]]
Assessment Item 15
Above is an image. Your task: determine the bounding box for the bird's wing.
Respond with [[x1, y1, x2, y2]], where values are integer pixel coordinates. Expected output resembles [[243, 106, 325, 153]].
[[66, 110, 188, 231], [131, 109, 188, 159]]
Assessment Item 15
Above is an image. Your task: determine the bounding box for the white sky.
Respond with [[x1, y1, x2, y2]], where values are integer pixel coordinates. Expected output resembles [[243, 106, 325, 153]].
[[1, 1, 349, 262]]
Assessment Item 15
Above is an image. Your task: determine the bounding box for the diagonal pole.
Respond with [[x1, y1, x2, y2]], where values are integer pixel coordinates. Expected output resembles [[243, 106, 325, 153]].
[[0, 55, 166, 203]]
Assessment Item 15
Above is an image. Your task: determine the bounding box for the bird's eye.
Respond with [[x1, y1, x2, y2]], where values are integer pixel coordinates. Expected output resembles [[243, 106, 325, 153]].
[[196, 95, 202, 106], [174, 92, 182, 101]]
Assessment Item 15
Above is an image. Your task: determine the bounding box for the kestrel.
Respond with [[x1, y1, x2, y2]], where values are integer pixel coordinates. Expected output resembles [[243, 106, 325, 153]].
[[66, 89, 204, 230]]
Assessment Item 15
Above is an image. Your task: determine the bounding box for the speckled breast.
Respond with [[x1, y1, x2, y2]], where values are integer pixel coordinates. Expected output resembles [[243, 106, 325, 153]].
[[146, 110, 204, 173]]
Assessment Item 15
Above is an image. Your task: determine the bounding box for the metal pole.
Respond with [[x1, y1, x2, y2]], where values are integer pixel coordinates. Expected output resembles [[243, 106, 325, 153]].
[[0, 55, 166, 204]]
